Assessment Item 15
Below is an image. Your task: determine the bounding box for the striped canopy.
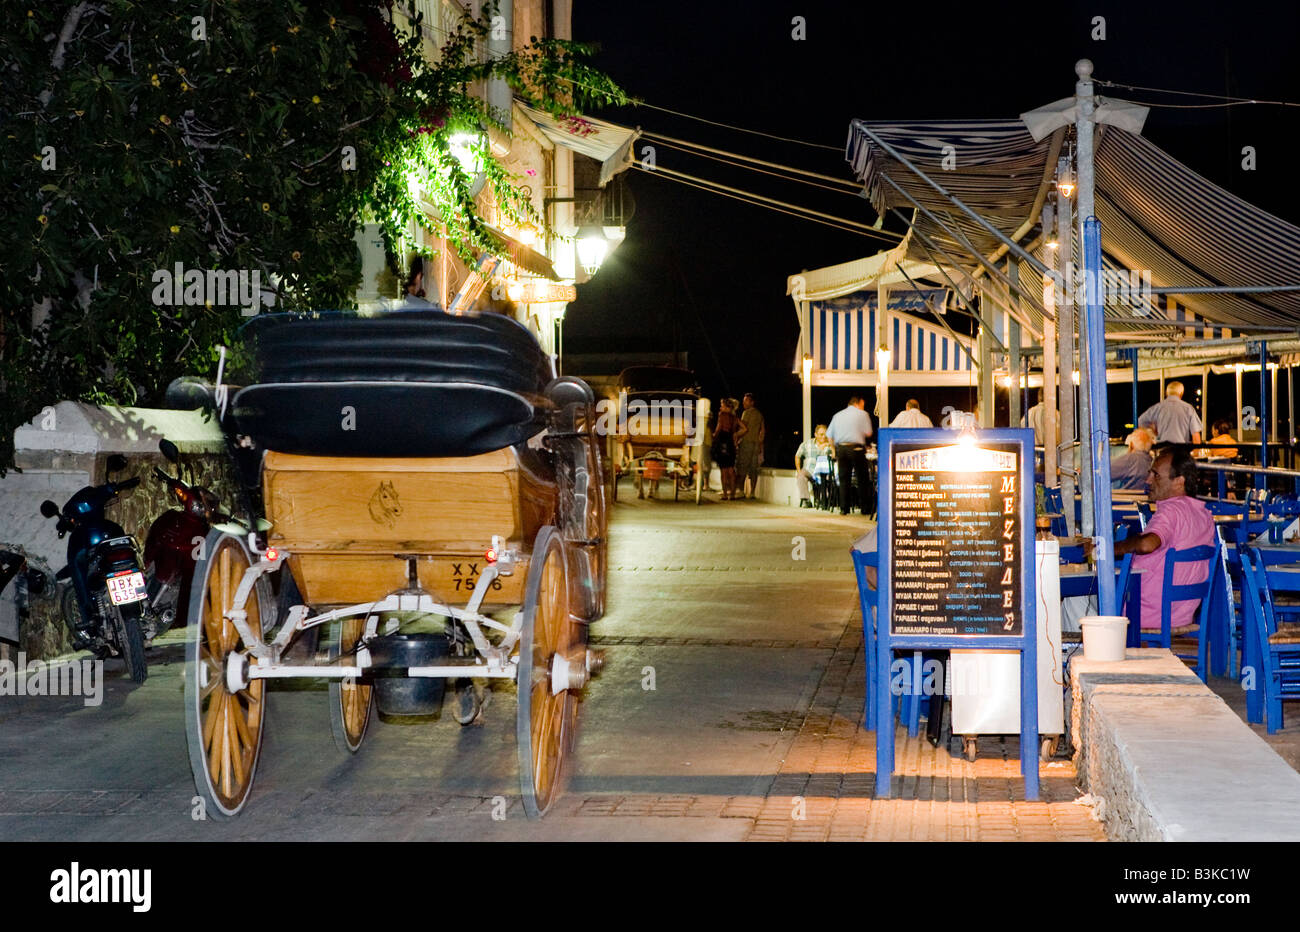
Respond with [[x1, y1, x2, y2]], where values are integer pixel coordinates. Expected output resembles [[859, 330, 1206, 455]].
[[846, 117, 1300, 334], [809, 290, 973, 385]]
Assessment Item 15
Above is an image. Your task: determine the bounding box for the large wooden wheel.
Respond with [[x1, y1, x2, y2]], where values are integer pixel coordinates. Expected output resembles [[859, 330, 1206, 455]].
[[328, 616, 373, 753], [516, 526, 578, 818], [184, 531, 270, 819]]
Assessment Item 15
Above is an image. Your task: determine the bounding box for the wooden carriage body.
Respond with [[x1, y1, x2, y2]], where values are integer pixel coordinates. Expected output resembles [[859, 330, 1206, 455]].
[[263, 447, 558, 609]]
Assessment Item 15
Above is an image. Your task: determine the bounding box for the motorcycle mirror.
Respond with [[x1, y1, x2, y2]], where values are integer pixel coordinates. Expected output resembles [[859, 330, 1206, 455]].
[[159, 438, 180, 464], [106, 453, 128, 474], [39, 500, 59, 519]]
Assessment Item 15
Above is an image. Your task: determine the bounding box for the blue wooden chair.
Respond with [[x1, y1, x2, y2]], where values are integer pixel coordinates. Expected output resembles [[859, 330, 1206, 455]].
[[1042, 486, 1069, 537], [852, 547, 924, 735], [1136, 539, 1221, 681], [851, 547, 877, 726], [1238, 548, 1300, 733], [1116, 552, 1134, 612]]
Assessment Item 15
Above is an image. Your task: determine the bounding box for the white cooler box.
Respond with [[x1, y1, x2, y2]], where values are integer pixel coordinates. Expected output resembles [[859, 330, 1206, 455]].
[[949, 539, 1064, 736]]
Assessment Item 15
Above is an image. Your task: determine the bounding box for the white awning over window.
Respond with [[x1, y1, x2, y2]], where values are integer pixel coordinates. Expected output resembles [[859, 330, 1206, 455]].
[[517, 104, 640, 186]]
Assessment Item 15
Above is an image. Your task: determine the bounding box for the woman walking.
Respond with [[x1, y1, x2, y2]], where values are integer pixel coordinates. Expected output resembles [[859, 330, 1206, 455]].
[[711, 398, 747, 499]]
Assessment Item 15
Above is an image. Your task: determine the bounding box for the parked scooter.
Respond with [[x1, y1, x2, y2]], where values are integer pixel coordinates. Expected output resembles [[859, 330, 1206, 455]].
[[143, 438, 228, 636], [39, 454, 151, 683]]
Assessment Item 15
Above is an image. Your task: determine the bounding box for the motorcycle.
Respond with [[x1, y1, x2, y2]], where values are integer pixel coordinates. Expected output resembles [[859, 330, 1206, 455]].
[[143, 438, 227, 636], [39, 454, 151, 683]]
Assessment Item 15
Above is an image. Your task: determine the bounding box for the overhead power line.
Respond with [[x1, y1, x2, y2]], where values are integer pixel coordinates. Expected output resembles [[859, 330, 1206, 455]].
[[633, 163, 902, 242], [556, 75, 844, 151], [645, 136, 868, 199], [1096, 79, 1300, 110], [642, 131, 861, 190]]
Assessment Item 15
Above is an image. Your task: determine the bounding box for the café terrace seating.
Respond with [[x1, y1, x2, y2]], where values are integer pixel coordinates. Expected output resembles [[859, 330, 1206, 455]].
[[1239, 547, 1300, 733], [1133, 539, 1222, 683]]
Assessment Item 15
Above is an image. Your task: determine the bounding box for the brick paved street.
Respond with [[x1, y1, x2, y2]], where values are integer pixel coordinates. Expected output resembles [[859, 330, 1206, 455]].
[[0, 496, 1103, 841]]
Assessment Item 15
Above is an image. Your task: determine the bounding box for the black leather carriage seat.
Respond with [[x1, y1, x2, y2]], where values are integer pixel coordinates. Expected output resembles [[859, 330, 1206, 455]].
[[231, 310, 556, 458]]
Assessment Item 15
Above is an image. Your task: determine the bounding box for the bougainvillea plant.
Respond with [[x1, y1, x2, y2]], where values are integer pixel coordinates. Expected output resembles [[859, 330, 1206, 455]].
[[0, 1, 626, 468]]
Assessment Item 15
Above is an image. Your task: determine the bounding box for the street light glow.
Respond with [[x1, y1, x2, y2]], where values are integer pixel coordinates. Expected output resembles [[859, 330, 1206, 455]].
[[576, 227, 609, 275]]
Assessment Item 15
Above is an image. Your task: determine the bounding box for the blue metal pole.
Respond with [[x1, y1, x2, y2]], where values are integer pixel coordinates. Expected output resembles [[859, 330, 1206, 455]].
[[1131, 349, 1139, 430], [1260, 341, 1269, 493], [1083, 218, 1116, 614]]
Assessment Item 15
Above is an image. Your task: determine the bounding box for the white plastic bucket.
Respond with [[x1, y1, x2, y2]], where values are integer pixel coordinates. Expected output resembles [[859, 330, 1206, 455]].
[[1080, 615, 1128, 662]]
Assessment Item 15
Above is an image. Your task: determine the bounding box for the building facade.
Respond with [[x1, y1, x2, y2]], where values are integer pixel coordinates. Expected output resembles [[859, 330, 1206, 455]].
[[353, 0, 633, 359]]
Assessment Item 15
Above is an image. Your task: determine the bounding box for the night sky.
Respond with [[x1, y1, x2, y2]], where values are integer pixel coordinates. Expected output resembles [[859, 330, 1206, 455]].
[[565, 0, 1300, 464]]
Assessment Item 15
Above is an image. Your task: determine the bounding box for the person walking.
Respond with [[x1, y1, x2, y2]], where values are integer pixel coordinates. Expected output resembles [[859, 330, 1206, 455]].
[[711, 398, 746, 500], [827, 395, 873, 516], [736, 393, 765, 499], [1138, 381, 1203, 444]]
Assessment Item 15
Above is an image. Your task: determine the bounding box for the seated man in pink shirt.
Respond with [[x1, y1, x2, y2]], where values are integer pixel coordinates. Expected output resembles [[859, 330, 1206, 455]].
[[1114, 446, 1216, 631]]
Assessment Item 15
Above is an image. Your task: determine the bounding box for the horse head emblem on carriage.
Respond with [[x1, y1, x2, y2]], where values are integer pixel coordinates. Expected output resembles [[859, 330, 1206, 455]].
[[179, 309, 607, 819]]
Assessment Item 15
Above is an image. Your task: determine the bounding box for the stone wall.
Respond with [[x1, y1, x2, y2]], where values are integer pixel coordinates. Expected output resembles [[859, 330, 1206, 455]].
[[1070, 648, 1300, 841]]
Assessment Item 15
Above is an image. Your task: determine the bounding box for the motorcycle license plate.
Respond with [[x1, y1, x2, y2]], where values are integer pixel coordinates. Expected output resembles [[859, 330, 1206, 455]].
[[107, 571, 146, 605]]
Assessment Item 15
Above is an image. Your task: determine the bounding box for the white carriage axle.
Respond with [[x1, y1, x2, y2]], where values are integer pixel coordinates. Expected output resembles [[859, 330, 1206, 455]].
[[223, 549, 525, 670], [245, 662, 518, 680]]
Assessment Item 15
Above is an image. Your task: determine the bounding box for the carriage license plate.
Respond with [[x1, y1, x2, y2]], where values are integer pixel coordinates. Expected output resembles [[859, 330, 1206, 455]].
[[429, 559, 523, 603], [107, 571, 146, 605]]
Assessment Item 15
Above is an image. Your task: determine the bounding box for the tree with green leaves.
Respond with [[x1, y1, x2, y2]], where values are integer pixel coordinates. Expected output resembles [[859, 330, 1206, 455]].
[[0, 1, 625, 468]]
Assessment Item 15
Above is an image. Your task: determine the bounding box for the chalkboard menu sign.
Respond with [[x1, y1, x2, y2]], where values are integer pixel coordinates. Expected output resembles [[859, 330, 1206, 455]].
[[889, 440, 1022, 637]]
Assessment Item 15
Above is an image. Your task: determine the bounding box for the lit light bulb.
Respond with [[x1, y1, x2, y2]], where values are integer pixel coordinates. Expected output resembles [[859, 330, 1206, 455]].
[[1057, 167, 1076, 199]]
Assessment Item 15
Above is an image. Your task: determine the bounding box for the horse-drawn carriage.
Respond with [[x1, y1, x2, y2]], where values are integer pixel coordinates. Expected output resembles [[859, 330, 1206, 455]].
[[610, 365, 708, 504], [184, 310, 606, 818]]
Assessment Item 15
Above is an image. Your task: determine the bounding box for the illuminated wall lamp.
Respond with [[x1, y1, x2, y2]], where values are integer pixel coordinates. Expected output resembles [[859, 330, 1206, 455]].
[[1056, 167, 1076, 199], [576, 226, 609, 275]]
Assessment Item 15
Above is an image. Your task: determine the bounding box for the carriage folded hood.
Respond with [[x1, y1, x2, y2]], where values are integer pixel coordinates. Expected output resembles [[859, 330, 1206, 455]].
[[233, 310, 556, 458]]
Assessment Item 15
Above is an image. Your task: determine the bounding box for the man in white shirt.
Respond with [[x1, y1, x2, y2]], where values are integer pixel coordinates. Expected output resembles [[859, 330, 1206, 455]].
[[1020, 390, 1057, 446], [889, 399, 933, 429], [827, 396, 874, 516], [1138, 381, 1203, 445]]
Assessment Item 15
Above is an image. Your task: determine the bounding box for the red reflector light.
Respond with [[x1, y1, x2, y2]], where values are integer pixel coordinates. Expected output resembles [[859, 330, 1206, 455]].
[[265, 548, 279, 562], [485, 548, 497, 563]]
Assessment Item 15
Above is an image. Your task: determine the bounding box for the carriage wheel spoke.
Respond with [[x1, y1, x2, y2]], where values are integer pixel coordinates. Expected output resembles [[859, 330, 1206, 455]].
[[231, 693, 255, 749], [219, 700, 233, 797]]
